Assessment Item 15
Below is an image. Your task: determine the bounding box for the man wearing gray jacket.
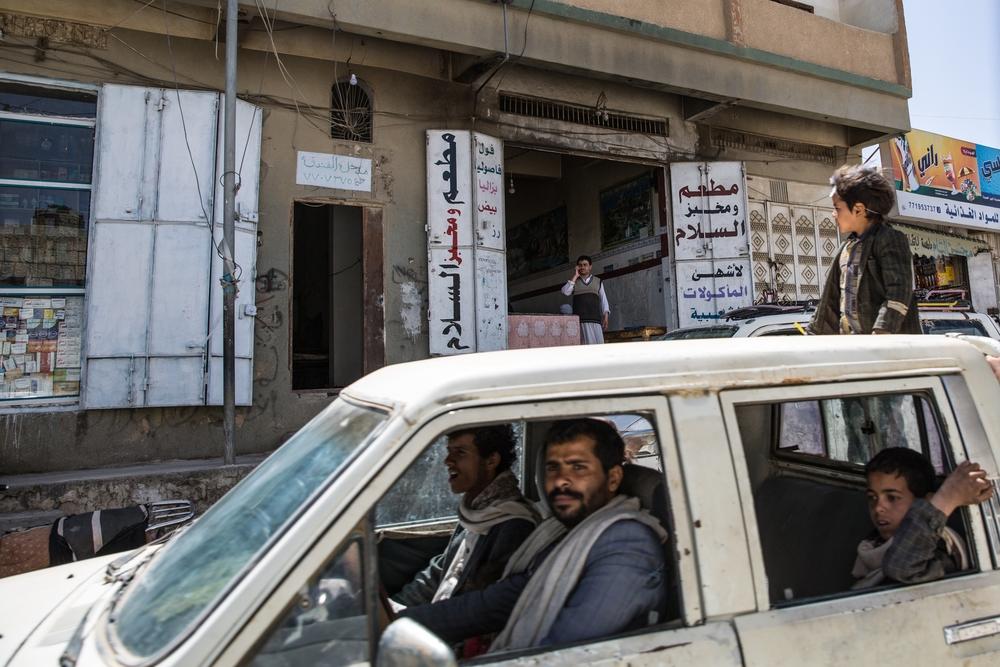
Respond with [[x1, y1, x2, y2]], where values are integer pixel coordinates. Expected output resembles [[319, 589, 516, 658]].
[[401, 419, 666, 652]]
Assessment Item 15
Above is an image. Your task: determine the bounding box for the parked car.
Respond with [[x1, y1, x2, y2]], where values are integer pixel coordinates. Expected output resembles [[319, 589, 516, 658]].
[[3, 337, 1000, 666], [659, 304, 1000, 340]]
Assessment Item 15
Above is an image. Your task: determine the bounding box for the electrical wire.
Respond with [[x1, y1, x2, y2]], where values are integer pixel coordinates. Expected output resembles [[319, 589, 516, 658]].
[[161, 0, 243, 283]]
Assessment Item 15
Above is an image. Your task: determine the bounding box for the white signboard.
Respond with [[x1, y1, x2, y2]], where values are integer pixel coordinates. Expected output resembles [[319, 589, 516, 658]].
[[475, 248, 508, 351], [428, 247, 476, 353], [672, 161, 749, 260], [427, 131, 508, 355], [427, 132, 474, 247], [675, 259, 752, 327], [894, 190, 1000, 232], [671, 162, 753, 327], [473, 133, 505, 251], [296, 151, 372, 192], [427, 131, 476, 355]]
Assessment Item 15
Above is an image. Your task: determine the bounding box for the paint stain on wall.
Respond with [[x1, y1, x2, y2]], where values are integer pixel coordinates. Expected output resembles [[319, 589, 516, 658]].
[[399, 282, 424, 338]]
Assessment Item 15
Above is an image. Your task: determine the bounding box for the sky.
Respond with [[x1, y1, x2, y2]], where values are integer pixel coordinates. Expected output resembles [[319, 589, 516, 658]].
[[902, 0, 1000, 148]]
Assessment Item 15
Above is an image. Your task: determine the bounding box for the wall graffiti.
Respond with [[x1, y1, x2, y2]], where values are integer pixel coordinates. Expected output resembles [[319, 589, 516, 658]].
[[392, 263, 426, 339]]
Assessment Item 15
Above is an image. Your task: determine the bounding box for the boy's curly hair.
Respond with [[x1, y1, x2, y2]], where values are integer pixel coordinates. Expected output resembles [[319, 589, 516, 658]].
[[830, 165, 896, 223]]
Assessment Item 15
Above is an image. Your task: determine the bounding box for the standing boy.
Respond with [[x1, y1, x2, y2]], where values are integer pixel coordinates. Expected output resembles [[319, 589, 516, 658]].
[[810, 165, 921, 335], [562, 255, 610, 344], [852, 447, 993, 589]]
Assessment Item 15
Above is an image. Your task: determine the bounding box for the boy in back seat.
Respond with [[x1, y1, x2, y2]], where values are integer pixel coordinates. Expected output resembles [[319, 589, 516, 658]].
[[852, 447, 994, 589]]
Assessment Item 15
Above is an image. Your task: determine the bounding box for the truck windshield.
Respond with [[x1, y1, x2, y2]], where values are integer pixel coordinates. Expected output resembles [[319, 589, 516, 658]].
[[110, 398, 388, 660]]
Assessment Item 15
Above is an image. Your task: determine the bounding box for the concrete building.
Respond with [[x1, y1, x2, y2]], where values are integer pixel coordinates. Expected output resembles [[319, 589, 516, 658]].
[[0, 0, 915, 473]]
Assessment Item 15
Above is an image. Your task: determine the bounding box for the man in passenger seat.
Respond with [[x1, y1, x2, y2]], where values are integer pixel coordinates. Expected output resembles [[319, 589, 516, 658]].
[[852, 447, 994, 589], [391, 426, 538, 611], [400, 418, 667, 652]]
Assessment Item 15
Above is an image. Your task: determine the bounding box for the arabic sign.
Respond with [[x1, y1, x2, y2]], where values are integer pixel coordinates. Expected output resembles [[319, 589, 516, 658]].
[[475, 248, 507, 351], [428, 131, 475, 355], [295, 151, 372, 192], [675, 260, 752, 326], [888, 130, 1000, 231], [426, 131, 508, 355], [670, 161, 753, 327], [473, 133, 505, 252], [428, 247, 476, 353]]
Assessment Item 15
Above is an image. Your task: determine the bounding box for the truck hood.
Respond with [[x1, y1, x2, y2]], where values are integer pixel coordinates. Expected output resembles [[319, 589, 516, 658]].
[[0, 554, 120, 666]]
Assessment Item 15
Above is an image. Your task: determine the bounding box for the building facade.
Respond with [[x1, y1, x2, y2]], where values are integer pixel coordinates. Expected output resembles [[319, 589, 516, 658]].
[[0, 0, 915, 472]]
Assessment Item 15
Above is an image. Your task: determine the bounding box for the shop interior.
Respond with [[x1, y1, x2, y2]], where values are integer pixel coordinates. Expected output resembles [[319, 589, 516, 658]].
[[502, 147, 669, 340]]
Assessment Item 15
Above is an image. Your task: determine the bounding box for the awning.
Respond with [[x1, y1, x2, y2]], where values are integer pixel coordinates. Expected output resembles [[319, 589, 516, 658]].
[[891, 222, 990, 258]]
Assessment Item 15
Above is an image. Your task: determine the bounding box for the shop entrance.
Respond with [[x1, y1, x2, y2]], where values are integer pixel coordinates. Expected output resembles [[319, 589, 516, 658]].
[[292, 203, 363, 390], [503, 147, 671, 339]]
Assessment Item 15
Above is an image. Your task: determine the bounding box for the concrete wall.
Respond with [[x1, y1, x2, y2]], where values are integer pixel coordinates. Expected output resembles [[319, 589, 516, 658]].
[[741, 0, 898, 83], [559, 0, 728, 39]]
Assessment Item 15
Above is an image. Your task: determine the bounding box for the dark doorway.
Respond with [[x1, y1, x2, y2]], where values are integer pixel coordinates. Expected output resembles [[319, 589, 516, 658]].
[[292, 203, 364, 390]]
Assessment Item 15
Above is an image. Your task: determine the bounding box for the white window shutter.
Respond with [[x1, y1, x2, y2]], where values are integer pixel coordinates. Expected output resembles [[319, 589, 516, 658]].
[[83, 85, 219, 409], [206, 99, 261, 406]]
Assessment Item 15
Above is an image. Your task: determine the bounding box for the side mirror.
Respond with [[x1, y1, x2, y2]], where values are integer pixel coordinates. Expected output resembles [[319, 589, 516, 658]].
[[377, 618, 457, 667]]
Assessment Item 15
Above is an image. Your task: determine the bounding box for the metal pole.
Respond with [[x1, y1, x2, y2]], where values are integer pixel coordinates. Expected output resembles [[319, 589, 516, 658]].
[[222, 0, 238, 465]]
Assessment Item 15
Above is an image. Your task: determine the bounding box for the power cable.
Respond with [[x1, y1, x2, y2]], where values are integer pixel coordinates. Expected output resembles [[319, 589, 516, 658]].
[[161, 0, 243, 282]]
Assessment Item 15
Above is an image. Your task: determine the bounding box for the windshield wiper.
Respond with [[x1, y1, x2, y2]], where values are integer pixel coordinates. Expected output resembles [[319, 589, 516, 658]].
[[105, 522, 191, 582]]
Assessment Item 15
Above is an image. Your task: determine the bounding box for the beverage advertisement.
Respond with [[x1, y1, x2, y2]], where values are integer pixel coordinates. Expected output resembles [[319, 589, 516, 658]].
[[887, 130, 1000, 231]]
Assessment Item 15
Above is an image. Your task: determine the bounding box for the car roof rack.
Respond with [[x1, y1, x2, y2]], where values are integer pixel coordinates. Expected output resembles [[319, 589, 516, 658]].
[[725, 302, 816, 320]]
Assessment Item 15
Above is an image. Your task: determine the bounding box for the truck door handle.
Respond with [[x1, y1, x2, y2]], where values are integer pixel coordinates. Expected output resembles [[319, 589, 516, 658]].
[[943, 616, 1000, 645]]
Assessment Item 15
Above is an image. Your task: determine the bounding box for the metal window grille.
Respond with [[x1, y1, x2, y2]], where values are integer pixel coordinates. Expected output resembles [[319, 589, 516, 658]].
[[499, 92, 668, 137], [331, 81, 372, 143]]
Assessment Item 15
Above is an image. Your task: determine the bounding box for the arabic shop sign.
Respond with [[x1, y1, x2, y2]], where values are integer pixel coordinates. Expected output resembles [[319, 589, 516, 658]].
[[887, 130, 1000, 232], [670, 161, 753, 328], [296, 151, 372, 192], [426, 131, 507, 356], [471, 133, 508, 352]]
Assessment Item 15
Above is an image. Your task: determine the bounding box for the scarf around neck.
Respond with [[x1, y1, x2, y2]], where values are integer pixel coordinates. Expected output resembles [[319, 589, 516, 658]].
[[850, 525, 969, 590], [491, 494, 667, 651], [431, 471, 538, 603]]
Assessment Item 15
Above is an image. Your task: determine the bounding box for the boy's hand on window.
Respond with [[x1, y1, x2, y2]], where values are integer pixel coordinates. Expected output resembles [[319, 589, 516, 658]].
[[931, 461, 994, 517]]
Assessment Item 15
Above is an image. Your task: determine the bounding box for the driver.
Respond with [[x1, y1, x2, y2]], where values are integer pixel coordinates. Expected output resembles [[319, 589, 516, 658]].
[[400, 418, 666, 652]]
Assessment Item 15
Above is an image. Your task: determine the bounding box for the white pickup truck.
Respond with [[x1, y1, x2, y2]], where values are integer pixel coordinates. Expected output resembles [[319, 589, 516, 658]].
[[3, 336, 1000, 667]]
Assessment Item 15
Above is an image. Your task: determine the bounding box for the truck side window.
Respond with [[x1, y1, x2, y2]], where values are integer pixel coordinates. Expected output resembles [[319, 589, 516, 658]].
[[376, 424, 527, 528], [775, 394, 945, 473], [249, 535, 369, 667], [735, 391, 969, 606]]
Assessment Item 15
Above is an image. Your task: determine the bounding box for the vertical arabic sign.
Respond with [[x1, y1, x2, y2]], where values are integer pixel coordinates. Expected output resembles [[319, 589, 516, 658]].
[[427, 131, 475, 355], [426, 131, 508, 355], [472, 133, 507, 351], [670, 161, 752, 328]]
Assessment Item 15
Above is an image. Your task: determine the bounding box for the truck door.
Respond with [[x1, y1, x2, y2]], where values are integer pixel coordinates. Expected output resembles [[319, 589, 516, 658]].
[[229, 396, 743, 666], [722, 376, 1000, 665]]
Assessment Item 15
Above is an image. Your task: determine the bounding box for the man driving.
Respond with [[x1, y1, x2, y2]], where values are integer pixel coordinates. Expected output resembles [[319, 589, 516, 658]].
[[400, 418, 666, 652]]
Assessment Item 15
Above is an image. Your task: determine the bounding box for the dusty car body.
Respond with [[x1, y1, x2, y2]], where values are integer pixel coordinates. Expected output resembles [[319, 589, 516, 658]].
[[2, 336, 1000, 666], [660, 307, 1000, 340]]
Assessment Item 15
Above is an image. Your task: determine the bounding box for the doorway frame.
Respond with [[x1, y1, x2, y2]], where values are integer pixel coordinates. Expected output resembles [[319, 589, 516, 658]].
[[289, 199, 384, 392]]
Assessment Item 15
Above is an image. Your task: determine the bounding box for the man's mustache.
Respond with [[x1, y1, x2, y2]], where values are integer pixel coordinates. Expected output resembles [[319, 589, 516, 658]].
[[548, 489, 583, 503]]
